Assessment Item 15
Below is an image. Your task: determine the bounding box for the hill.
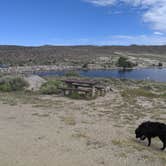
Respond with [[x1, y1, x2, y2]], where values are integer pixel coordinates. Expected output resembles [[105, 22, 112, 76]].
[[0, 45, 166, 67]]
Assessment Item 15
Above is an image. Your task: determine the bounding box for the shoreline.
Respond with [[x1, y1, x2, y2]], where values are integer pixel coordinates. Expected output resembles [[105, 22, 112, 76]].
[[0, 65, 165, 75]]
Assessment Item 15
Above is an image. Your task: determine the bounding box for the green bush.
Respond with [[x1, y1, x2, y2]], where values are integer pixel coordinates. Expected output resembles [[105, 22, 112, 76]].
[[117, 57, 136, 69], [82, 63, 88, 69], [0, 76, 28, 92], [40, 80, 63, 94], [69, 91, 82, 99], [65, 71, 80, 77], [158, 62, 163, 67]]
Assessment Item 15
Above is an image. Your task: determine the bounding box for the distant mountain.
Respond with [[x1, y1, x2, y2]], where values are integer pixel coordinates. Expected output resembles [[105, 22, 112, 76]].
[[0, 45, 166, 66]]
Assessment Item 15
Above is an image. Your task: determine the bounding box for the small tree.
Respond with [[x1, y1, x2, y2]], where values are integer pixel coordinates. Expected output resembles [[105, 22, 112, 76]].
[[82, 63, 88, 69], [117, 57, 136, 69], [65, 71, 80, 77]]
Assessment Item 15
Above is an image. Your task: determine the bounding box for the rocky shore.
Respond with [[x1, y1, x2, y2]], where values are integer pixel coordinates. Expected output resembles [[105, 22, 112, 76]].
[[0, 63, 165, 75], [0, 65, 81, 74]]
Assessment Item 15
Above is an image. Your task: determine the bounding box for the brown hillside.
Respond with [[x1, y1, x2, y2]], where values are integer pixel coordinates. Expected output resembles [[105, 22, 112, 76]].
[[0, 45, 166, 66]]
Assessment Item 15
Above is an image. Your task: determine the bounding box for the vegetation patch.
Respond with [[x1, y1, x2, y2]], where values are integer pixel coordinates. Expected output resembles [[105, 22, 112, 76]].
[[116, 57, 137, 69], [121, 88, 158, 99], [64, 70, 80, 77], [0, 95, 18, 106], [68, 91, 83, 99], [60, 115, 76, 126], [40, 80, 63, 94], [31, 113, 50, 118], [0, 76, 28, 92], [112, 139, 124, 147]]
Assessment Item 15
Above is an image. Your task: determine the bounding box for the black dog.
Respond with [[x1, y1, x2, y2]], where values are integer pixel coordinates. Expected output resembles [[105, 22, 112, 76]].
[[135, 121, 166, 150]]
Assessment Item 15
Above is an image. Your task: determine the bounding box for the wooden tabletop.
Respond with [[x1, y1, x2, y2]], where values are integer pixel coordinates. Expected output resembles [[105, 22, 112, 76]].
[[64, 79, 98, 86]]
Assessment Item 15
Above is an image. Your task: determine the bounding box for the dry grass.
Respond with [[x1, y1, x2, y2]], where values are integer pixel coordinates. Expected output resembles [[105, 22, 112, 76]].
[[86, 139, 106, 149], [32, 113, 50, 118], [121, 88, 158, 99], [72, 131, 89, 139], [60, 115, 76, 126]]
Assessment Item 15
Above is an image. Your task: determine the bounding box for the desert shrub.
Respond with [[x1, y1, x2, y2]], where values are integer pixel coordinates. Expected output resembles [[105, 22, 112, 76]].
[[158, 62, 163, 67], [160, 93, 166, 98], [65, 71, 80, 77], [0, 76, 28, 92], [82, 63, 88, 69], [117, 57, 137, 69], [69, 91, 82, 99], [40, 80, 63, 94], [152, 83, 166, 92]]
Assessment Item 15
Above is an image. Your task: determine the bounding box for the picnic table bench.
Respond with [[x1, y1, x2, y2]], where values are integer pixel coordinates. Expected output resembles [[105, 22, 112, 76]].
[[62, 79, 98, 97], [64, 80, 98, 86], [59, 87, 92, 96], [95, 86, 107, 96], [60, 79, 110, 98]]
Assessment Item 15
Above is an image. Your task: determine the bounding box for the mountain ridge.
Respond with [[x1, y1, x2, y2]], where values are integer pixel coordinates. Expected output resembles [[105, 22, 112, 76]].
[[0, 45, 166, 66]]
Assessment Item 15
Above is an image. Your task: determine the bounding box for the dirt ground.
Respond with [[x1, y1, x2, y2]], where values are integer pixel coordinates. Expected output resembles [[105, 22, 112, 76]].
[[0, 81, 166, 166]]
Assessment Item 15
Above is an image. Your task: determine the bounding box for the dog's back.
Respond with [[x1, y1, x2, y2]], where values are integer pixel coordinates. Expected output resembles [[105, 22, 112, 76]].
[[143, 121, 166, 137]]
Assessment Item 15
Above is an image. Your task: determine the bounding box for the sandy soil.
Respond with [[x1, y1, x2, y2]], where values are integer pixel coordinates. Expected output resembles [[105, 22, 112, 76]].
[[0, 90, 166, 166]]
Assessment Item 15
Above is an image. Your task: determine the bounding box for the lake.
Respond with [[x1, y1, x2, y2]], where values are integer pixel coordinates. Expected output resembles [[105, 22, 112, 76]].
[[35, 68, 166, 82]]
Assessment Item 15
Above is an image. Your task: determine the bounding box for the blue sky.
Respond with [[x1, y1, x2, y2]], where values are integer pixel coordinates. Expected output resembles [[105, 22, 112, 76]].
[[0, 0, 166, 46]]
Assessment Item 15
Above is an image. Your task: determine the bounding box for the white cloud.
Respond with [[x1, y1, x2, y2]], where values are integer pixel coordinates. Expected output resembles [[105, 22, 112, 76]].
[[84, 0, 166, 32], [153, 31, 163, 35], [84, 0, 116, 6], [84, 0, 164, 6], [143, 4, 166, 32]]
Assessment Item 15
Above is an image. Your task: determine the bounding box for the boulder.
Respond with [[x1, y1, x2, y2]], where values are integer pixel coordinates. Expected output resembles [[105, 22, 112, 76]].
[[24, 75, 46, 91]]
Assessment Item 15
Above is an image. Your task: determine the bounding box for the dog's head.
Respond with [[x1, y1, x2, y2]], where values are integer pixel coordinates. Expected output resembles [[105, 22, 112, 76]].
[[135, 128, 146, 140], [135, 121, 150, 140]]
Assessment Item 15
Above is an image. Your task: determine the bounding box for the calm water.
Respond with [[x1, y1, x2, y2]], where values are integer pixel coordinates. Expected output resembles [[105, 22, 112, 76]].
[[35, 68, 166, 82]]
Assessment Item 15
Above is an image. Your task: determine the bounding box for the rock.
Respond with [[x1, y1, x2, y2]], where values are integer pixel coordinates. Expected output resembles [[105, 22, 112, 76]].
[[24, 75, 46, 91]]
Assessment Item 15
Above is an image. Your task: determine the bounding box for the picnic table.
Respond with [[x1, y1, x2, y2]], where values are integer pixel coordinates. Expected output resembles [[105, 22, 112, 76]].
[[60, 79, 108, 98]]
